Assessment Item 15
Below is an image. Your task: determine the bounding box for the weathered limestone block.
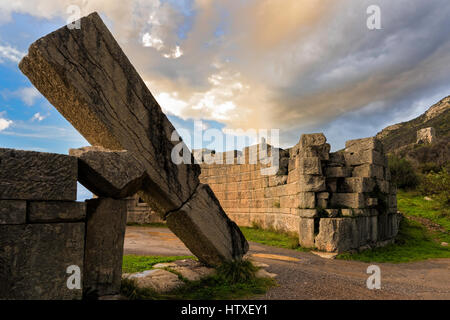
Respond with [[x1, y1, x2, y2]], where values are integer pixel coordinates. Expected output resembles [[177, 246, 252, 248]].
[[0, 148, 77, 201], [297, 175, 326, 192], [330, 193, 365, 209], [314, 218, 355, 252], [29, 201, 86, 222], [345, 137, 383, 153], [316, 192, 330, 208], [376, 179, 389, 193], [300, 145, 330, 160], [325, 166, 353, 178], [298, 192, 316, 209], [0, 200, 26, 224], [166, 184, 248, 266], [300, 133, 327, 147], [341, 208, 376, 217], [295, 157, 322, 175], [344, 150, 387, 167], [296, 209, 319, 218], [298, 218, 315, 248], [84, 198, 128, 296], [338, 177, 376, 193], [69, 146, 146, 198], [20, 12, 248, 265], [0, 223, 85, 299], [328, 152, 345, 166], [352, 164, 384, 179]]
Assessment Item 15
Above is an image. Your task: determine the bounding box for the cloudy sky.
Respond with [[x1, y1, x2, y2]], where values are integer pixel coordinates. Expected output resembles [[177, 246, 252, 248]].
[[1, 0, 450, 158]]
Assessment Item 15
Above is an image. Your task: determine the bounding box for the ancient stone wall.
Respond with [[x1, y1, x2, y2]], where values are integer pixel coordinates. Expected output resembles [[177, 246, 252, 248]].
[[125, 194, 164, 225], [0, 148, 126, 299], [198, 134, 400, 253]]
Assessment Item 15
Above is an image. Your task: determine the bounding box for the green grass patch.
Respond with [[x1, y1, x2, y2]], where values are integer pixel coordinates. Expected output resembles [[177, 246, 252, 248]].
[[122, 255, 195, 273], [121, 258, 275, 300], [240, 226, 310, 252], [337, 218, 450, 263], [397, 190, 450, 231]]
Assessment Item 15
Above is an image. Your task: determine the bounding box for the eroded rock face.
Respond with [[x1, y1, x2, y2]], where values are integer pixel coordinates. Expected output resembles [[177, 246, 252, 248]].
[[19, 12, 248, 266], [416, 127, 435, 144], [69, 146, 146, 198]]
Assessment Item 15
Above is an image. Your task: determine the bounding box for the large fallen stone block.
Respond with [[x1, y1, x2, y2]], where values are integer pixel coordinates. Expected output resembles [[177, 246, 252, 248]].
[[0, 148, 77, 201], [69, 146, 146, 198], [166, 184, 248, 266], [84, 198, 128, 296], [19, 12, 197, 213], [19, 12, 248, 265], [0, 200, 26, 224], [29, 201, 86, 223], [0, 223, 85, 299]]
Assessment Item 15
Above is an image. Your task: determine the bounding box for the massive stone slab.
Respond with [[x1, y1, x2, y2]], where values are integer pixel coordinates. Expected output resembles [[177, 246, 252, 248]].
[[69, 146, 146, 198], [0, 223, 85, 299], [84, 198, 127, 296], [19, 12, 248, 265], [19, 12, 197, 213], [0, 200, 26, 224], [0, 148, 77, 201], [166, 184, 248, 266]]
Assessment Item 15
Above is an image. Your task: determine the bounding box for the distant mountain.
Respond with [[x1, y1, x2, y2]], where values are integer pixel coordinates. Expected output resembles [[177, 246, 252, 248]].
[[376, 96, 450, 169]]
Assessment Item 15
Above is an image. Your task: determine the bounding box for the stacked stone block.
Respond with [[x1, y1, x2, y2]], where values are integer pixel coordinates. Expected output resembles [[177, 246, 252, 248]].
[[0, 148, 127, 299], [199, 135, 400, 253]]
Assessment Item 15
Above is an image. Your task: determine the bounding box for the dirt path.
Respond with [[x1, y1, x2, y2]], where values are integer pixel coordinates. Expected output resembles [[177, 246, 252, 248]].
[[124, 226, 450, 300]]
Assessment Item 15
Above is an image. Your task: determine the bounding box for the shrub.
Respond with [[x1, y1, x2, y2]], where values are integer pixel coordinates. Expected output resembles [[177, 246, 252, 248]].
[[418, 168, 450, 210], [388, 155, 420, 189]]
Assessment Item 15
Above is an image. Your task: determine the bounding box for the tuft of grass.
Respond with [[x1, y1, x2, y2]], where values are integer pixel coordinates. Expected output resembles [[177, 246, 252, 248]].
[[240, 226, 310, 252], [122, 255, 195, 274], [121, 258, 275, 300], [216, 259, 258, 284], [337, 217, 450, 263]]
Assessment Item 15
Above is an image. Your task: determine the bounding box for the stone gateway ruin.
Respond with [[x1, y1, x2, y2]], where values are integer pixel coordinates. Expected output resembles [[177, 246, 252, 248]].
[[198, 134, 400, 253], [0, 12, 399, 300]]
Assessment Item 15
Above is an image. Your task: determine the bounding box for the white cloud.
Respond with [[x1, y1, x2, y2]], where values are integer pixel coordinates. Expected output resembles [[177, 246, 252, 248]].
[[142, 32, 164, 50], [31, 112, 47, 122], [0, 44, 25, 63], [0, 113, 13, 131], [3, 87, 42, 106], [2, 0, 450, 148], [163, 45, 183, 59]]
